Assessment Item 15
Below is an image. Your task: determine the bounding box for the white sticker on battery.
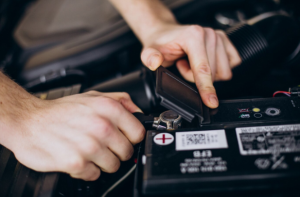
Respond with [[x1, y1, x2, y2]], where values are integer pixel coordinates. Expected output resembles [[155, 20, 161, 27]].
[[236, 124, 300, 155], [176, 130, 228, 151]]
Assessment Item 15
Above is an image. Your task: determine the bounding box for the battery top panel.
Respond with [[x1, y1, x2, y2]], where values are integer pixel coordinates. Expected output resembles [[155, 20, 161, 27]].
[[140, 97, 300, 196]]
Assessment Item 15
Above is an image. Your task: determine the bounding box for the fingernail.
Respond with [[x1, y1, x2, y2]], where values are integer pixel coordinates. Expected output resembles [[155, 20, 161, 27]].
[[148, 54, 159, 70], [135, 108, 143, 113], [148, 56, 154, 70], [209, 94, 219, 107]]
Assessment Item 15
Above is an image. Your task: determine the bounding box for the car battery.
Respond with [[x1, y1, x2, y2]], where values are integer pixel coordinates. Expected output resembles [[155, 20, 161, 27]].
[[133, 67, 300, 197]]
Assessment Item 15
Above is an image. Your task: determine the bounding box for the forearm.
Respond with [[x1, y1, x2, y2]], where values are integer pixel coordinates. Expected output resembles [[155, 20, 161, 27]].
[[109, 0, 177, 43], [0, 72, 39, 150]]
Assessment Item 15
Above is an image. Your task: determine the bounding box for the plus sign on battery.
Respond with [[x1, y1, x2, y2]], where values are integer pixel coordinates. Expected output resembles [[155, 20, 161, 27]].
[[154, 133, 174, 145]]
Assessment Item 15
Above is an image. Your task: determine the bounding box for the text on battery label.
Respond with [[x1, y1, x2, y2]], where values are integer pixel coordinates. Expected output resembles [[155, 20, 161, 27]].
[[236, 124, 300, 155], [180, 157, 227, 174], [237, 124, 300, 133], [193, 150, 212, 158], [176, 130, 228, 151]]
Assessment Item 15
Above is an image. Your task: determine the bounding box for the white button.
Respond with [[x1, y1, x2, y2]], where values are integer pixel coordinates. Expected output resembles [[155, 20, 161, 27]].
[[254, 113, 262, 118]]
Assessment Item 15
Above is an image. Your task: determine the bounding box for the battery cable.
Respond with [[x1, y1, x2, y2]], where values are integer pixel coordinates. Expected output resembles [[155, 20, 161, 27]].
[[101, 164, 137, 197]]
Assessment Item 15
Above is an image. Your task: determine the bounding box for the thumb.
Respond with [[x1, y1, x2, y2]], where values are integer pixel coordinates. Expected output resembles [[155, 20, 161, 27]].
[[141, 47, 164, 71]]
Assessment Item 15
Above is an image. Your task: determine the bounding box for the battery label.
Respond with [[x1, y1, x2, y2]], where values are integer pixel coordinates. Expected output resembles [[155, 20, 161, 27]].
[[176, 130, 228, 151], [236, 124, 300, 155]]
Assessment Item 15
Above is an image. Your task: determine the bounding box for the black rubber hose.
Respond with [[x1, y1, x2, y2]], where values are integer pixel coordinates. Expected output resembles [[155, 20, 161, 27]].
[[215, 11, 300, 98], [85, 68, 158, 113]]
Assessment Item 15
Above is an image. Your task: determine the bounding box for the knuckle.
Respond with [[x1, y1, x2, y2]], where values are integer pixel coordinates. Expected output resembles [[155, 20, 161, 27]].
[[206, 28, 217, 42], [205, 28, 215, 36], [85, 90, 99, 97], [120, 92, 131, 99], [231, 56, 242, 67], [70, 173, 79, 179], [121, 145, 134, 161], [132, 126, 146, 144], [195, 63, 211, 75], [98, 120, 113, 138], [220, 72, 232, 81], [119, 92, 132, 105], [205, 27, 214, 33], [226, 73, 233, 80], [87, 90, 98, 94], [207, 28, 217, 40], [105, 98, 123, 113], [216, 34, 223, 44], [187, 25, 205, 38], [87, 97, 102, 108], [108, 159, 121, 173], [216, 30, 226, 37], [67, 156, 86, 173], [86, 116, 108, 134], [83, 140, 99, 155], [198, 84, 215, 92], [89, 169, 101, 181]]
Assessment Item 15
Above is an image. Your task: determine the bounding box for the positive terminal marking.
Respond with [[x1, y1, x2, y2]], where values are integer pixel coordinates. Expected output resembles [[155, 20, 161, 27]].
[[154, 133, 174, 145]]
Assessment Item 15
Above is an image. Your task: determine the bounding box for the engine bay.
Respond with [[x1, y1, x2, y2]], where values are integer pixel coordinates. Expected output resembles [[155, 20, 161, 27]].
[[1, 0, 300, 197]]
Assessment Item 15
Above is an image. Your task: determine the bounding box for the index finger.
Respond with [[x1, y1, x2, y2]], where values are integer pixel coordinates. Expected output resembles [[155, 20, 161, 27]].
[[179, 26, 219, 108], [97, 97, 146, 145]]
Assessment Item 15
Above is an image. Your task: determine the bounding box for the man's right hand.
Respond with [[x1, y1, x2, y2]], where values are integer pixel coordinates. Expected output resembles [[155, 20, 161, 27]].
[[110, 0, 241, 109], [2, 88, 145, 181]]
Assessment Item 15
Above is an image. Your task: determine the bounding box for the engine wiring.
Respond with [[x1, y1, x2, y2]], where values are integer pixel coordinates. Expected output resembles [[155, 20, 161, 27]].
[[273, 91, 291, 97], [101, 164, 137, 197]]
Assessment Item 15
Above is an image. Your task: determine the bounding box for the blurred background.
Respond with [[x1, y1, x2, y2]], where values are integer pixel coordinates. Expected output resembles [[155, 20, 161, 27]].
[[0, 0, 300, 100]]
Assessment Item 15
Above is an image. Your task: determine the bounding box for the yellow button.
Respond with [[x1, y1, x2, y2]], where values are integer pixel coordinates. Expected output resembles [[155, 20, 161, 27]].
[[253, 108, 260, 112]]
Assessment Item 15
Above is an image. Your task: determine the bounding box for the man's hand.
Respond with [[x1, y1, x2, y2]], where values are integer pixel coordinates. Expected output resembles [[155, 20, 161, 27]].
[[141, 25, 241, 108], [0, 74, 145, 181], [109, 0, 242, 108]]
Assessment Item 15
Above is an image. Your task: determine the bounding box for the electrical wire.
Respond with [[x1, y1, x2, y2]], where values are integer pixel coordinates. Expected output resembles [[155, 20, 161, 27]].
[[273, 91, 291, 97], [101, 164, 137, 197]]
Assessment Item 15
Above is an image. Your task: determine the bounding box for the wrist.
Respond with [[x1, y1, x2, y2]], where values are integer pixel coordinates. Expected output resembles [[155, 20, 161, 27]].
[[140, 21, 180, 48], [0, 96, 41, 150], [0, 73, 44, 151], [109, 0, 177, 46]]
